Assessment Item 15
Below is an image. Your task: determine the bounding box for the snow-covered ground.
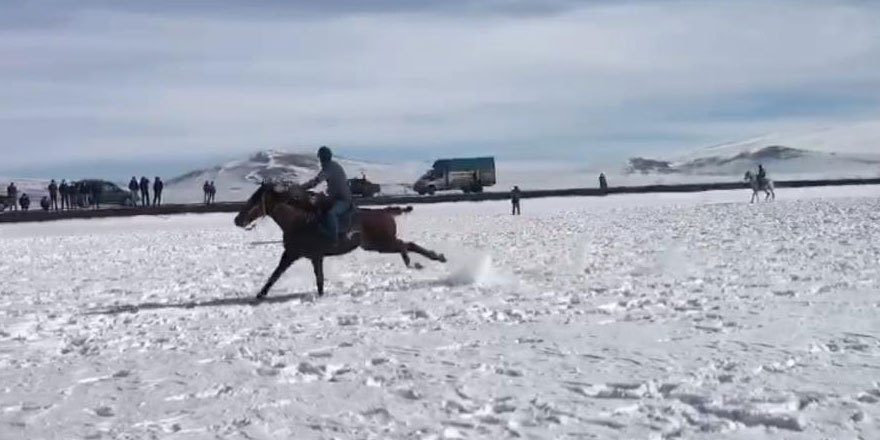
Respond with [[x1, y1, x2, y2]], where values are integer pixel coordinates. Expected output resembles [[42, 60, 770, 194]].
[[2, 186, 880, 439]]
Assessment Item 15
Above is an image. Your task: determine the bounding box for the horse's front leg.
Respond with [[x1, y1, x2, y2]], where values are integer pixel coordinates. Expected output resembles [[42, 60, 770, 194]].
[[257, 251, 298, 299], [311, 257, 325, 297]]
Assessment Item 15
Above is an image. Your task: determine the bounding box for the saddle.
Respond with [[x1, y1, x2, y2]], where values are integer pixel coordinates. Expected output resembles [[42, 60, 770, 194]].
[[301, 191, 359, 238]]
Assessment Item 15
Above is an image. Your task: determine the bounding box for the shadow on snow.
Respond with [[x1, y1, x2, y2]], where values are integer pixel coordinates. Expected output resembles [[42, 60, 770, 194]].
[[85, 292, 310, 315]]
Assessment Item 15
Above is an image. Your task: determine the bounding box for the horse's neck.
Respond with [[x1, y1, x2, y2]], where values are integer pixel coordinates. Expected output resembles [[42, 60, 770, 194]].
[[269, 203, 318, 230]]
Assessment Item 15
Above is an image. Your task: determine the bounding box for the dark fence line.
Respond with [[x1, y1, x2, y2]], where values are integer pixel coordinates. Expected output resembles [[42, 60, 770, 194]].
[[2, 177, 879, 224]]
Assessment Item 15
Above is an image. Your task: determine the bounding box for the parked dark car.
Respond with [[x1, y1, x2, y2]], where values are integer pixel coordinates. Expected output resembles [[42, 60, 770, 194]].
[[72, 179, 136, 207], [348, 176, 380, 198]]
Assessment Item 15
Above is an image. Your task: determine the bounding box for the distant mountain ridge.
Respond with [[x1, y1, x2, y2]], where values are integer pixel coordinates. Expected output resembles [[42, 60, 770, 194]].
[[163, 150, 422, 203], [167, 150, 318, 186], [626, 122, 880, 176], [627, 145, 880, 175]]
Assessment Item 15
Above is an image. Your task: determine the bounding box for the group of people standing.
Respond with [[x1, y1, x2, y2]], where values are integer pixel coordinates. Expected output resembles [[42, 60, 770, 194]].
[[3, 176, 168, 213], [45, 179, 93, 210], [203, 181, 217, 205], [128, 176, 164, 207], [46, 179, 75, 210], [5, 180, 101, 212]]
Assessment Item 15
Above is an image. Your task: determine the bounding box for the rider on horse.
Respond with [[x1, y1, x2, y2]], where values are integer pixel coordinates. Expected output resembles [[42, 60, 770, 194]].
[[757, 164, 767, 189], [302, 146, 352, 244]]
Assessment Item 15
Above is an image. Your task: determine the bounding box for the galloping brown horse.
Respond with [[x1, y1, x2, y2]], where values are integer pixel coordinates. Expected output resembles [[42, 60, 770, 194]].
[[234, 182, 446, 299]]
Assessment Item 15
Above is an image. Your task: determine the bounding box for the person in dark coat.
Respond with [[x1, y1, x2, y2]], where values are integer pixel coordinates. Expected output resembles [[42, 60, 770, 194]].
[[153, 176, 164, 206], [203, 180, 211, 204], [59, 180, 69, 210], [48, 179, 59, 211], [139, 177, 150, 207], [599, 173, 608, 192], [128, 176, 140, 205], [511, 186, 521, 215], [757, 164, 767, 189], [91, 181, 102, 209], [7, 182, 18, 211], [208, 181, 216, 204], [40, 196, 51, 211], [19, 193, 30, 211], [79, 181, 90, 208]]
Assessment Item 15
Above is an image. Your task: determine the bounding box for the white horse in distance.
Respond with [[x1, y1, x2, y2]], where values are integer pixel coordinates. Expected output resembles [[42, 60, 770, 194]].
[[744, 170, 775, 203]]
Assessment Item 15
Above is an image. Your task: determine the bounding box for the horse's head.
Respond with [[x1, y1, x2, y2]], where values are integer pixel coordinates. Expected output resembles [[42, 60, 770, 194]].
[[234, 181, 287, 229], [744, 171, 753, 181]]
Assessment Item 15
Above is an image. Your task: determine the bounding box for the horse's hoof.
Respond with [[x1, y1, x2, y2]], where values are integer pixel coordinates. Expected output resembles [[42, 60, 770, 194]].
[[413, 262, 424, 270], [438, 254, 447, 263]]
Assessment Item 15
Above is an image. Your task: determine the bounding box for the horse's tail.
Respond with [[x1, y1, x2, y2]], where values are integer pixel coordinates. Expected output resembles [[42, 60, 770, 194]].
[[361, 206, 413, 216]]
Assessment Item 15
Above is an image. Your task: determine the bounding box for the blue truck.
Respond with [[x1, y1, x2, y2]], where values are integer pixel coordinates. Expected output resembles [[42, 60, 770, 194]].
[[413, 157, 496, 195]]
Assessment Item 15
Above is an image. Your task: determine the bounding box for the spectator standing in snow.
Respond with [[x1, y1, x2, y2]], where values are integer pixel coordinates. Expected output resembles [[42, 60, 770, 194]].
[[91, 181, 102, 209], [511, 186, 521, 215], [19, 193, 30, 211], [60, 179, 69, 210], [139, 177, 150, 207], [40, 196, 50, 211], [7, 182, 18, 211], [203, 180, 211, 204], [599, 173, 608, 192], [48, 179, 59, 211], [79, 181, 90, 208], [207, 181, 217, 204], [128, 176, 140, 205], [153, 177, 164, 206]]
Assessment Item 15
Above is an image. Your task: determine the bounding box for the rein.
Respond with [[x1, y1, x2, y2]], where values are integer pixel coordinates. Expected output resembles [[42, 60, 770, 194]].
[[244, 190, 271, 231], [245, 187, 324, 231]]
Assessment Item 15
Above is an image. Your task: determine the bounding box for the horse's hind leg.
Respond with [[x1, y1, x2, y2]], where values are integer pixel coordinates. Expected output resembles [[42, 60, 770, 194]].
[[361, 239, 413, 268], [362, 239, 445, 268], [404, 241, 446, 263]]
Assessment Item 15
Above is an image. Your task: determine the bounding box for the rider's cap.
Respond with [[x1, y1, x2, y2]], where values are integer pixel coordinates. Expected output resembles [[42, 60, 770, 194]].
[[318, 146, 333, 162]]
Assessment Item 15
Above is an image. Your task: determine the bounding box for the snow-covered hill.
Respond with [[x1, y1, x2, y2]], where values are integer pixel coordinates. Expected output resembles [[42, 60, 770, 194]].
[[627, 121, 880, 178], [164, 150, 425, 204]]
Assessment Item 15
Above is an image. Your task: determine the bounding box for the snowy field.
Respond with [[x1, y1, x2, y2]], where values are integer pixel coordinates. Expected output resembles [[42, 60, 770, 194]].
[[2, 186, 880, 439]]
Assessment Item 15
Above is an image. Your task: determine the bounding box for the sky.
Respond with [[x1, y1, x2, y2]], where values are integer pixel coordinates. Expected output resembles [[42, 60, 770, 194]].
[[1, 0, 879, 179]]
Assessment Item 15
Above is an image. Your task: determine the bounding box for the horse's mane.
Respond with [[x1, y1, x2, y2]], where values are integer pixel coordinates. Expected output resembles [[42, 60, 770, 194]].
[[252, 180, 324, 228]]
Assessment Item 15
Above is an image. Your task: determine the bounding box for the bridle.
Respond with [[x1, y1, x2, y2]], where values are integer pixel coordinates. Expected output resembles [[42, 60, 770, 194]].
[[242, 184, 323, 230], [244, 188, 272, 231]]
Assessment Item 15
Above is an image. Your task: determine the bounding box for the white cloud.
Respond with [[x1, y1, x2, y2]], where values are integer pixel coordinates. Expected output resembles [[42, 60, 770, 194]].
[[0, 0, 879, 170]]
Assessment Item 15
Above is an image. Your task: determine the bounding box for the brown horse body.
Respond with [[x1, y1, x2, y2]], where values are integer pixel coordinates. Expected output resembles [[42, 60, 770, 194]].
[[234, 183, 446, 299]]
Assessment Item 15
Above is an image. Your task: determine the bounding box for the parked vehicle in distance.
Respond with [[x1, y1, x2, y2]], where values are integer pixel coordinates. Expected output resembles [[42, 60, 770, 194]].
[[72, 179, 137, 207], [414, 157, 496, 195], [348, 175, 381, 198]]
